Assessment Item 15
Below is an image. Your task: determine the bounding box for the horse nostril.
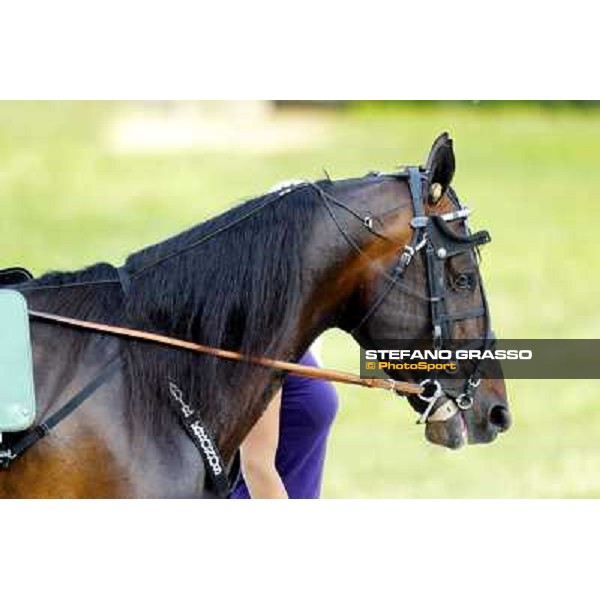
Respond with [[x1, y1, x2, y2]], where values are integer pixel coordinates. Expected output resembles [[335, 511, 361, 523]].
[[489, 405, 511, 432]]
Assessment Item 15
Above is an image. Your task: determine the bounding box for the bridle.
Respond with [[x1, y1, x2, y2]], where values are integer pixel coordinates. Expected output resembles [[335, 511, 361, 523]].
[[311, 167, 493, 425], [0, 165, 493, 494]]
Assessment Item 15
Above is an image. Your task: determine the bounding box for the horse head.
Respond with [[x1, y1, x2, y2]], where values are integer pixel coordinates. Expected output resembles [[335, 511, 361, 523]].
[[311, 133, 511, 449]]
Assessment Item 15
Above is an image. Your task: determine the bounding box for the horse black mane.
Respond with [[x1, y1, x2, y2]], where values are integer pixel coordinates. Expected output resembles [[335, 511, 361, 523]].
[[21, 183, 330, 449]]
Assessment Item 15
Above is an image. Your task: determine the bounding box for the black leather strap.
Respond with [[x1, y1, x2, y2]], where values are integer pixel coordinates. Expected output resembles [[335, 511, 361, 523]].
[[407, 167, 425, 219], [0, 355, 121, 468]]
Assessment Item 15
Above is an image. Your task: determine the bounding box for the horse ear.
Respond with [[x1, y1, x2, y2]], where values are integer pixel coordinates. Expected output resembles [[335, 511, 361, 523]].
[[425, 132, 455, 202]]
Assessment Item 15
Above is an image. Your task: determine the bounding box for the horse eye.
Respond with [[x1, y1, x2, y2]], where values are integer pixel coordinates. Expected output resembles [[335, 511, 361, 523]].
[[453, 272, 476, 291]]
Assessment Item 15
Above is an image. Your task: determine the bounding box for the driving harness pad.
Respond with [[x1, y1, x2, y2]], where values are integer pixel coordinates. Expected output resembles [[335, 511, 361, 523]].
[[0, 289, 36, 432]]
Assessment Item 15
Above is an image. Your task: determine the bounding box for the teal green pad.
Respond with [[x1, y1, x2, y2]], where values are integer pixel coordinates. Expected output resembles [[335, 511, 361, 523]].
[[0, 290, 36, 431]]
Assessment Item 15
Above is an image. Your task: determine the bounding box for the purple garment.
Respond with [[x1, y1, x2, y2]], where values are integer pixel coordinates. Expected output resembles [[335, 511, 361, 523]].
[[230, 351, 339, 499]]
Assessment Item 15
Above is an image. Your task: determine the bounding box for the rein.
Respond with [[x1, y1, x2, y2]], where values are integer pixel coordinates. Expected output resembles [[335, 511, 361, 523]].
[[27, 309, 423, 396]]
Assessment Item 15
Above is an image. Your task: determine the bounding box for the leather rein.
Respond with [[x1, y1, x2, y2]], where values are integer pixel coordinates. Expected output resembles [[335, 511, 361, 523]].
[[27, 308, 423, 396]]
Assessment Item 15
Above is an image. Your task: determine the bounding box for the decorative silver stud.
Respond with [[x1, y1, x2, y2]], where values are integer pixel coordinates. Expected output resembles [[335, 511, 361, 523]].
[[437, 247, 447, 259]]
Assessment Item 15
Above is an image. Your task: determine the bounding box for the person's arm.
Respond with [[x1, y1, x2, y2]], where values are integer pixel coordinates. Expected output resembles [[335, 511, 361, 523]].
[[239, 391, 288, 499]]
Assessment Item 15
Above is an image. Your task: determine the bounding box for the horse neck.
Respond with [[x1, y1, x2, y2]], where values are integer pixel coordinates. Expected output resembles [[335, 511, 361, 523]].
[[212, 209, 383, 457], [214, 268, 340, 458]]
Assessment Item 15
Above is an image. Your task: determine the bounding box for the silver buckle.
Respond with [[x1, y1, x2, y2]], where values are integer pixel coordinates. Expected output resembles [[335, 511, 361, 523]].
[[0, 448, 16, 461], [399, 245, 415, 269], [399, 235, 428, 270], [468, 377, 481, 389], [456, 394, 474, 410]]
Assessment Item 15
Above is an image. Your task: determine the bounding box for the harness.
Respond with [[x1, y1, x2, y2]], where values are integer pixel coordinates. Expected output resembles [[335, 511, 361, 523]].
[[389, 168, 491, 422], [311, 167, 492, 424], [0, 166, 492, 496]]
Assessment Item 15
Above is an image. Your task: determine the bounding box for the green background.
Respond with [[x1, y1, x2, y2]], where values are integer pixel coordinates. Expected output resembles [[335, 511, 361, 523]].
[[1, 101, 598, 497]]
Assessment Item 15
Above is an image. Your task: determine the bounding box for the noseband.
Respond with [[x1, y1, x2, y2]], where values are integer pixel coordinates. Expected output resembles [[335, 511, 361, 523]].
[[313, 167, 493, 424]]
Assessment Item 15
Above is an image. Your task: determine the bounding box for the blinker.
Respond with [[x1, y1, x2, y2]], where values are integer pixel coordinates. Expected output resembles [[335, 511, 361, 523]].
[[429, 215, 491, 259]]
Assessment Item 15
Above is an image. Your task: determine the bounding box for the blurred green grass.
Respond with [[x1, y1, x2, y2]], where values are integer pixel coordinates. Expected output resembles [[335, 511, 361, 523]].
[[1, 101, 598, 497]]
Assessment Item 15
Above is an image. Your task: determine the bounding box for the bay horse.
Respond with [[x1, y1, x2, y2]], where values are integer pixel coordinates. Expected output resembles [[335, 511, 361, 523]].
[[0, 133, 511, 498]]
